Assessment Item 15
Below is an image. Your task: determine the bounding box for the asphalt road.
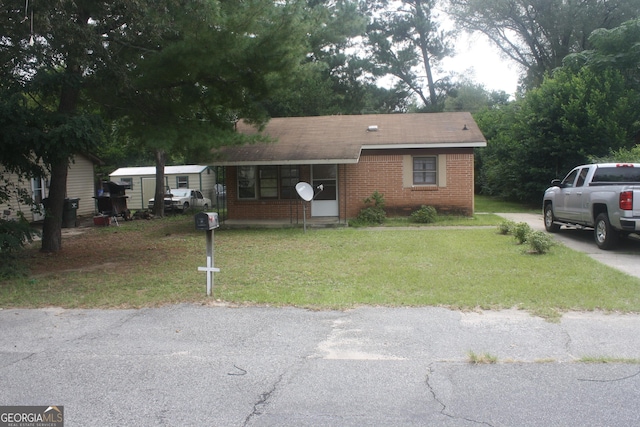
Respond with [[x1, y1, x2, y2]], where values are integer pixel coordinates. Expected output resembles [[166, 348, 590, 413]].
[[1, 305, 639, 426]]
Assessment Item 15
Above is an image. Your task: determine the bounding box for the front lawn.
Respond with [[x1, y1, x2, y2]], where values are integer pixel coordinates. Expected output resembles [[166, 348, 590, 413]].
[[1, 214, 638, 320]]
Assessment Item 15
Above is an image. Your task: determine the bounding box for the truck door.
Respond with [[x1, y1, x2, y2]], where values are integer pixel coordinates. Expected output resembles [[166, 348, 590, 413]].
[[566, 167, 589, 223], [555, 168, 580, 220], [194, 190, 204, 208]]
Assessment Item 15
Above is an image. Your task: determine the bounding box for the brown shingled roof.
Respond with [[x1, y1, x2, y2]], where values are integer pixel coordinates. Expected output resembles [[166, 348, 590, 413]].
[[213, 112, 486, 165]]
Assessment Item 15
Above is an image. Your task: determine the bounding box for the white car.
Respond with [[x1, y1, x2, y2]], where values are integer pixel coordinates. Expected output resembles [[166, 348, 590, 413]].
[[148, 189, 211, 212]]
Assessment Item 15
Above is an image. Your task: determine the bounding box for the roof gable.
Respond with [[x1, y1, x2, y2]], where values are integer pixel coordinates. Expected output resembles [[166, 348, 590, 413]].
[[214, 113, 486, 165]]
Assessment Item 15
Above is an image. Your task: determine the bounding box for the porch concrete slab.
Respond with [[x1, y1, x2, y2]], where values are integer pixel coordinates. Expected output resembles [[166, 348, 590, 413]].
[[221, 217, 346, 229]]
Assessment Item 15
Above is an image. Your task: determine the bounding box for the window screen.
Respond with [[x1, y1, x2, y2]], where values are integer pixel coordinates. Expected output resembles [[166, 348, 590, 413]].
[[413, 157, 437, 185]]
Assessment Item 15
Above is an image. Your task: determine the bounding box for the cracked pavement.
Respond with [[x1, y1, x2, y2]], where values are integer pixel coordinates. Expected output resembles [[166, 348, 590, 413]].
[[1, 305, 639, 426]]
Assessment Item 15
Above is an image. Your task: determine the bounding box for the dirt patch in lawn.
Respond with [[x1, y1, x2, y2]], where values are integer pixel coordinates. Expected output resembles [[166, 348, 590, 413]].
[[22, 216, 179, 277]]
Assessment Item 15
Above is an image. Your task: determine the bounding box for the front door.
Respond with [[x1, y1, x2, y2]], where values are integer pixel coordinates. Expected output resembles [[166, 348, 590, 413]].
[[311, 164, 338, 217], [31, 178, 47, 221]]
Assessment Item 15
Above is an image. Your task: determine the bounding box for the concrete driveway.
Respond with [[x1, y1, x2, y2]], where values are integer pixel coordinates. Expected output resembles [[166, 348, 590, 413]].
[[497, 212, 640, 279]]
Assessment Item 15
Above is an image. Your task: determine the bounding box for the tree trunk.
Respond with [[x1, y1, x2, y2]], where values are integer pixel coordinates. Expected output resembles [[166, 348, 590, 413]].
[[40, 5, 88, 252], [40, 66, 81, 252], [40, 158, 68, 252], [153, 149, 167, 217], [414, 0, 439, 108]]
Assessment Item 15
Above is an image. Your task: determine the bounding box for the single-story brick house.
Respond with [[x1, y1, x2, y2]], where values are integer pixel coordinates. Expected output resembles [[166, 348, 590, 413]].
[[212, 113, 486, 223]]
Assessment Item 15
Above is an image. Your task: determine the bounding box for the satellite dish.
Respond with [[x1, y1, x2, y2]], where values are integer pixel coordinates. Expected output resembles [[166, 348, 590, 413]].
[[295, 182, 314, 202]]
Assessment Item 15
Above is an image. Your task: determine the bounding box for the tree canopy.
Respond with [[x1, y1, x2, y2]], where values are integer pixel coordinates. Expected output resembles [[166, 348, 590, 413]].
[[475, 18, 640, 203], [1, 0, 312, 250], [362, 0, 455, 110], [1, 0, 110, 251], [92, 0, 310, 217], [448, 0, 640, 89]]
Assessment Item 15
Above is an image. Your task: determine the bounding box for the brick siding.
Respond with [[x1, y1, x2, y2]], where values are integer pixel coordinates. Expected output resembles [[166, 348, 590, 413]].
[[225, 149, 475, 220], [344, 151, 475, 217], [226, 165, 312, 221]]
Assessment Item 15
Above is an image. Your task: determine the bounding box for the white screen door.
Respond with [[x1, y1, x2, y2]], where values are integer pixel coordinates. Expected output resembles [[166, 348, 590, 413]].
[[311, 164, 338, 217]]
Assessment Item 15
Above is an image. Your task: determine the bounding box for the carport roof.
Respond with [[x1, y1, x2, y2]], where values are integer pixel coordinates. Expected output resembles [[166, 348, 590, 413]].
[[212, 112, 486, 166]]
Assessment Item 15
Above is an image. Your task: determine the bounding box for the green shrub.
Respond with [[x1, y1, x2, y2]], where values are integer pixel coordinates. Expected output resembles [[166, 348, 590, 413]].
[[356, 206, 386, 224], [363, 190, 385, 209], [410, 205, 438, 223], [497, 220, 515, 235], [527, 231, 555, 254], [512, 222, 532, 244], [0, 216, 38, 254], [356, 191, 387, 225], [0, 216, 39, 279]]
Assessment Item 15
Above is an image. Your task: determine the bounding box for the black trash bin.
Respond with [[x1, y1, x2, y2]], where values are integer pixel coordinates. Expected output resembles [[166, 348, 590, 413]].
[[62, 198, 80, 228]]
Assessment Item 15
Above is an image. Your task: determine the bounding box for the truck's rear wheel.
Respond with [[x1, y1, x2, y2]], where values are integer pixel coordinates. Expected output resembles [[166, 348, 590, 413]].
[[544, 204, 561, 232], [594, 213, 619, 250]]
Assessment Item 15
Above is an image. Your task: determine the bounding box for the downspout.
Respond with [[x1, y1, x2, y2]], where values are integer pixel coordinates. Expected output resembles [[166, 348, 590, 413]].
[[342, 164, 347, 225]]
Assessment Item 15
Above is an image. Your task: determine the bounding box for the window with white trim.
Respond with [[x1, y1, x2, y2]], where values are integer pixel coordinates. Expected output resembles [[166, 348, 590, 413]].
[[177, 176, 189, 188], [119, 177, 133, 189], [413, 156, 437, 185]]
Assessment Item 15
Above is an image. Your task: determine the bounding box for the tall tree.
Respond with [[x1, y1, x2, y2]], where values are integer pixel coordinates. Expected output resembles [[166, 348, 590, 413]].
[[443, 82, 510, 113], [92, 0, 308, 217], [264, 0, 411, 116], [564, 18, 640, 92], [361, 0, 455, 111], [1, 1, 107, 252], [476, 18, 640, 203], [448, 0, 640, 88], [477, 67, 639, 203], [1, 0, 309, 249]]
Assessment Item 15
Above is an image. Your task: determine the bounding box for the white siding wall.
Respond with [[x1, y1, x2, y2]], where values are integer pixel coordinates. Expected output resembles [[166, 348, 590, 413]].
[[0, 169, 36, 222], [0, 154, 97, 221], [66, 155, 97, 216], [123, 174, 155, 210]]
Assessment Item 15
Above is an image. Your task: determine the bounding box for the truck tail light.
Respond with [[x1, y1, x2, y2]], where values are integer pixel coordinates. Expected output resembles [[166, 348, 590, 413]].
[[620, 191, 633, 210]]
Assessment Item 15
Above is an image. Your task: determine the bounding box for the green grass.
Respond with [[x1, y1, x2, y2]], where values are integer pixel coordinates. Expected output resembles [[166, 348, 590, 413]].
[[468, 351, 499, 364], [2, 214, 639, 321], [474, 195, 540, 213], [215, 228, 640, 319]]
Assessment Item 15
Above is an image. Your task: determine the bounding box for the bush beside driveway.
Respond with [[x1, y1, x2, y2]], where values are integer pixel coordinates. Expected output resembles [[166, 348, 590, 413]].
[[497, 212, 640, 280]]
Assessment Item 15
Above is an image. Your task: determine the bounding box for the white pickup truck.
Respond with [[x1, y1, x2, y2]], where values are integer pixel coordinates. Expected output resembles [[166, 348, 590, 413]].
[[543, 163, 640, 249], [148, 188, 211, 212]]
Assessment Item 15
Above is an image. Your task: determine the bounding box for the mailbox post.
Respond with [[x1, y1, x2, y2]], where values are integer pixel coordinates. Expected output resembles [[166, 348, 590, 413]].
[[195, 212, 220, 296]]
